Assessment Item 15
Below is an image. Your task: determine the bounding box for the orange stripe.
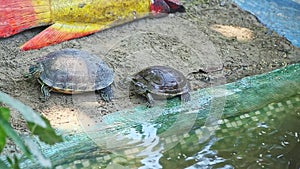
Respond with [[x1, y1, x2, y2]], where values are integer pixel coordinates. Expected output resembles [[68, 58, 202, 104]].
[[20, 23, 99, 50], [0, 0, 38, 37], [18, 0, 151, 50]]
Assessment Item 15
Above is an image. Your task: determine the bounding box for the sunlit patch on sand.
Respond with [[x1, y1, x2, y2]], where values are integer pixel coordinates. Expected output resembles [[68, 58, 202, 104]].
[[210, 24, 254, 41], [42, 107, 82, 133]]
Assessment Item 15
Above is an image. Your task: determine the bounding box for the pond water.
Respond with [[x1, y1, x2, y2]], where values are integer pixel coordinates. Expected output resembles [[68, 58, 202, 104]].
[[172, 95, 300, 169], [43, 95, 299, 169], [20, 63, 300, 169], [16, 0, 300, 168]]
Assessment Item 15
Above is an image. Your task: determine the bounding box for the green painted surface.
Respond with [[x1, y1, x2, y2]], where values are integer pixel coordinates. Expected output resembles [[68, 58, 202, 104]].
[[20, 63, 300, 168]]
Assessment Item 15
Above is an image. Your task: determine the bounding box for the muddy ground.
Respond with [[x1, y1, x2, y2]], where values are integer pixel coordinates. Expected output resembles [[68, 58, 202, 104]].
[[1, 1, 299, 157]]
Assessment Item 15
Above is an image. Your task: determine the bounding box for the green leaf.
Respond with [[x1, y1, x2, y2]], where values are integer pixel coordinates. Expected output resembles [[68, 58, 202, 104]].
[[0, 107, 10, 152], [0, 91, 46, 128], [0, 117, 30, 156], [0, 107, 10, 120], [0, 126, 7, 153], [6, 155, 20, 169], [27, 116, 63, 145]]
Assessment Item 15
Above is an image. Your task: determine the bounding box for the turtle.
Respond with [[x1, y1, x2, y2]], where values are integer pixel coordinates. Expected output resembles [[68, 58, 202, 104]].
[[131, 66, 191, 107], [26, 48, 114, 102]]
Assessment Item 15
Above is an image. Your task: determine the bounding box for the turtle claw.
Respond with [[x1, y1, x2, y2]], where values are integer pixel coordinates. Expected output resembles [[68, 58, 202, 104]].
[[146, 93, 155, 107], [39, 96, 49, 102], [40, 84, 51, 101], [181, 93, 191, 102], [99, 86, 113, 102]]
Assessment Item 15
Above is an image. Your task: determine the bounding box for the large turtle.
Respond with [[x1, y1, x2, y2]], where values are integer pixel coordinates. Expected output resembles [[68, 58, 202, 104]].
[[131, 66, 190, 107], [27, 48, 114, 101]]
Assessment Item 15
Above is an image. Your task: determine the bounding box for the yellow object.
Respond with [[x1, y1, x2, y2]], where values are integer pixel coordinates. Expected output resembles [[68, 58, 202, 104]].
[[21, 0, 150, 50], [0, 0, 185, 50], [50, 0, 150, 24]]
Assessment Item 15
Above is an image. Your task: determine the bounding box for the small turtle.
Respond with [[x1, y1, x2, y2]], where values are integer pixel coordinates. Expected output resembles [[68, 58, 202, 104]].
[[26, 48, 114, 101], [131, 66, 190, 107]]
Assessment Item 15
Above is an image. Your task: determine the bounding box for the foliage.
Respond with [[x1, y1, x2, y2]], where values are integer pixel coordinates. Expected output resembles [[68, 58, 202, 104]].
[[27, 116, 63, 145], [0, 91, 63, 168], [0, 107, 9, 153]]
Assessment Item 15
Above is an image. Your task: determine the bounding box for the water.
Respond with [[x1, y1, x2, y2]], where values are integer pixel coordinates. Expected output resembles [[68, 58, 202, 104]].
[[52, 95, 299, 169], [19, 63, 300, 168], [185, 95, 300, 169]]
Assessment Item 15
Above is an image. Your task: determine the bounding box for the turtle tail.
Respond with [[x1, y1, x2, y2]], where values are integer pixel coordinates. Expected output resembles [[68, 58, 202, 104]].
[[0, 0, 51, 38]]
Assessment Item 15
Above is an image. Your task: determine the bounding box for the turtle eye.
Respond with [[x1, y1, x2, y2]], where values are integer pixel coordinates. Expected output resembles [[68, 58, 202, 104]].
[[133, 81, 147, 91], [136, 82, 146, 89]]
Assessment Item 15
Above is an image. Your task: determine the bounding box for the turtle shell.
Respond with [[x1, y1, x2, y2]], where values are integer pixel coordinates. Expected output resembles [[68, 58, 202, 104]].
[[37, 48, 114, 93], [132, 66, 190, 97]]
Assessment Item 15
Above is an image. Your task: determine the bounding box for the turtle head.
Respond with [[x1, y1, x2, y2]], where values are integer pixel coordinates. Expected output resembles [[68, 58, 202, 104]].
[[131, 78, 149, 95], [150, 0, 185, 16], [23, 64, 42, 79]]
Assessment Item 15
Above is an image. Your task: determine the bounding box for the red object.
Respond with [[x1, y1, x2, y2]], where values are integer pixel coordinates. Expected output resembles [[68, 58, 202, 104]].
[[1, 0, 185, 50], [150, 0, 185, 14], [0, 0, 47, 37]]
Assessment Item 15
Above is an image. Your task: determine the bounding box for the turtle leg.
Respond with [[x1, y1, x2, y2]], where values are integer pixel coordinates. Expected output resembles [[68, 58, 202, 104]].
[[146, 93, 155, 107], [181, 92, 191, 102], [40, 83, 51, 101], [99, 86, 113, 102]]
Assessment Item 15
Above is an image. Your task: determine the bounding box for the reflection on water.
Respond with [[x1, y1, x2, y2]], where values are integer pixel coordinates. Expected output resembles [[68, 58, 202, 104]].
[[210, 95, 300, 169], [19, 62, 299, 168], [180, 95, 300, 169], [65, 95, 299, 169], [19, 92, 299, 169], [123, 123, 163, 169], [185, 137, 228, 169]]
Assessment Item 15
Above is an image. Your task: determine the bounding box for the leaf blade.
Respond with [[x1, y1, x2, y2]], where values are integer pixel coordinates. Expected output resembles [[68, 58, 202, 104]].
[[0, 107, 10, 152], [27, 116, 63, 145], [0, 91, 46, 128], [0, 117, 30, 156]]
